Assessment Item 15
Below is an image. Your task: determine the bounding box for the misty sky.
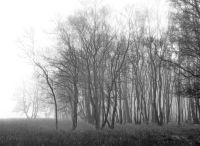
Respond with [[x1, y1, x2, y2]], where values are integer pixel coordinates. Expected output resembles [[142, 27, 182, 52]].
[[0, 0, 168, 118]]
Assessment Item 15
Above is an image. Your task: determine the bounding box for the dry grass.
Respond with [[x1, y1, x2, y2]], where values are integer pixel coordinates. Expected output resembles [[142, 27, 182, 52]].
[[0, 119, 199, 146]]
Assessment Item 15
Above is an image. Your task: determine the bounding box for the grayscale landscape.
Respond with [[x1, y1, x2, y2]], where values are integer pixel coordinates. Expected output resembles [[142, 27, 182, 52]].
[[0, 0, 200, 145]]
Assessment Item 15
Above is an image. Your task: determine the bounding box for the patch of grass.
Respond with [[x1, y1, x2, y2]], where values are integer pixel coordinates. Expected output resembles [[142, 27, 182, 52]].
[[0, 119, 199, 146]]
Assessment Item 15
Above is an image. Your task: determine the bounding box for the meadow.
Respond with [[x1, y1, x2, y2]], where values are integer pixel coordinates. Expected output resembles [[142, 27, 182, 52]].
[[0, 119, 199, 146]]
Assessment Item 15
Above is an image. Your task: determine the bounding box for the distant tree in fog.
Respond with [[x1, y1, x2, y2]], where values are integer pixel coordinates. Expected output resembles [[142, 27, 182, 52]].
[[14, 81, 42, 119]]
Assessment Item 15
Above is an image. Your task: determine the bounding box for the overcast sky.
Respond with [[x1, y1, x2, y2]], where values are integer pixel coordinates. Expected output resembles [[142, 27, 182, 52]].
[[0, 0, 168, 118]]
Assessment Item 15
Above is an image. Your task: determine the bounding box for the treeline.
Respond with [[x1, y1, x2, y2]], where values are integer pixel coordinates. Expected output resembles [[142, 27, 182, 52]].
[[19, 0, 200, 130]]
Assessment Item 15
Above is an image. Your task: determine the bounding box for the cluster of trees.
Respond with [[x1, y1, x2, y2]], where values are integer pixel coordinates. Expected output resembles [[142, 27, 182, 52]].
[[168, 0, 200, 124], [17, 0, 200, 130]]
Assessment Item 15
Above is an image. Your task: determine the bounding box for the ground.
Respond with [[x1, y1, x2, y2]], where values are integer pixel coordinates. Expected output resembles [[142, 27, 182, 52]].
[[0, 119, 199, 146]]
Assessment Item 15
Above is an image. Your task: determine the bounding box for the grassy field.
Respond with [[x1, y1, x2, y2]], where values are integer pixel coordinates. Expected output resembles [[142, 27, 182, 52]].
[[0, 119, 199, 146]]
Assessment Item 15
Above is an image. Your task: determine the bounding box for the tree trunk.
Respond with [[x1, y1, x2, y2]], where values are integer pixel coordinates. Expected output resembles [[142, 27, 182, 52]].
[[72, 81, 78, 130]]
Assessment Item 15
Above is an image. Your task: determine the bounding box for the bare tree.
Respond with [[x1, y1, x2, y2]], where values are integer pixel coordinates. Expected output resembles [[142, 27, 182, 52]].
[[35, 62, 59, 130]]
